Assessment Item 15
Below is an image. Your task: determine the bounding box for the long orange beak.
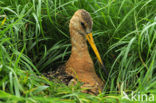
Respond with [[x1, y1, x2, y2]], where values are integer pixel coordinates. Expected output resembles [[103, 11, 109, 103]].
[[86, 33, 104, 66]]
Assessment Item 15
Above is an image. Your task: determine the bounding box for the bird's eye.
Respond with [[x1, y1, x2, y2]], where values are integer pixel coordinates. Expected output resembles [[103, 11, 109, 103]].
[[81, 22, 86, 29]]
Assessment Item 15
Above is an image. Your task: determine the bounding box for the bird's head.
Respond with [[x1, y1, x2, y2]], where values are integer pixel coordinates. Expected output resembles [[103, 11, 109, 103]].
[[69, 9, 93, 36]]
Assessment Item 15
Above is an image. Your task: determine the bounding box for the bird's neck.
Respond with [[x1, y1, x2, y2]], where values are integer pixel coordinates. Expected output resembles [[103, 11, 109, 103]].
[[70, 29, 89, 55], [66, 28, 94, 76]]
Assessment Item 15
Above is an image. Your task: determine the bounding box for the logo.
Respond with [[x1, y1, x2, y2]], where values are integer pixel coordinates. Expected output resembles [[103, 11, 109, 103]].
[[122, 91, 154, 101]]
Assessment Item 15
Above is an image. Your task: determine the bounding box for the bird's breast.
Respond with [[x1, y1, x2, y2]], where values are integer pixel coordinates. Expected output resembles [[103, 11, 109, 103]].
[[65, 51, 95, 76]]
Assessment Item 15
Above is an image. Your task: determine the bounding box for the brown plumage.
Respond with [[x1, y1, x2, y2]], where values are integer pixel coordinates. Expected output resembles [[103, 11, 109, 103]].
[[45, 9, 104, 95], [65, 9, 104, 95]]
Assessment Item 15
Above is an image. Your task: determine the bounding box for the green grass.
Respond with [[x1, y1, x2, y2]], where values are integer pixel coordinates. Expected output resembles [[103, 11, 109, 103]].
[[0, 0, 156, 102]]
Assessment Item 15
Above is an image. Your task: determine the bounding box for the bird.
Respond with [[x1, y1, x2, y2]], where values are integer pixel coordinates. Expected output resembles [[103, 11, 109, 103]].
[[44, 9, 105, 95], [65, 9, 105, 95]]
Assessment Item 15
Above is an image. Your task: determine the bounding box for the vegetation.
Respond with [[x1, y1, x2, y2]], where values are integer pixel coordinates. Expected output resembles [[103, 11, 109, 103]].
[[0, 0, 156, 102]]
